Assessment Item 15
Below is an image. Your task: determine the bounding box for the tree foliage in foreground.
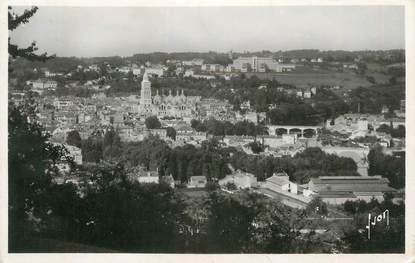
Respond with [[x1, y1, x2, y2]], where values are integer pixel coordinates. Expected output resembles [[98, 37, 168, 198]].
[[8, 7, 55, 65], [9, 103, 67, 250]]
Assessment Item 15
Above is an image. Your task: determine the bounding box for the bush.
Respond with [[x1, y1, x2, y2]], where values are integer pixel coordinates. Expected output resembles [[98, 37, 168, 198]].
[[145, 116, 161, 129]]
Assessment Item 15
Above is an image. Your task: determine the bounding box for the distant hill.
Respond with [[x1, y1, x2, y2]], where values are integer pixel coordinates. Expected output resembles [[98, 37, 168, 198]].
[[9, 49, 405, 72]]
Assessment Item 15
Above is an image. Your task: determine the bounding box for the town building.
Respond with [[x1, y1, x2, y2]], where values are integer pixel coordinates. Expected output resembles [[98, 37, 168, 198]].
[[259, 134, 298, 148], [139, 71, 200, 118], [218, 170, 257, 189], [201, 64, 224, 72], [303, 89, 312, 99], [149, 128, 168, 139], [230, 56, 296, 73], [176, 131, 207, 144], [136, 176, 160, 184], [187, 176, 207, 188], [182, 59, 204, 66], [145, 66, 165, 77], [29, 79, 58, 94], [257, 172, 313, 209], [308, 176, 397, 205], [263, 173, 298, 194], [53, 98, 74, 110], [127, 168, 159, 183], [184, 70, 216, 80], [223, 135, 256, 147]]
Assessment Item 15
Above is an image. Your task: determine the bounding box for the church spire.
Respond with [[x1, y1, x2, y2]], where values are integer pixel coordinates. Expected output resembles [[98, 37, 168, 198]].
[[140, 70, 152, 108], [143, 71, 149, 81]]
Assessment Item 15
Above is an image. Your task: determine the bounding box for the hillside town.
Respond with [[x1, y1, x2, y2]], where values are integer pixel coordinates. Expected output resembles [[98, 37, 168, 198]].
[[10, 51, 406, 207], [7, 5, 406, 255]]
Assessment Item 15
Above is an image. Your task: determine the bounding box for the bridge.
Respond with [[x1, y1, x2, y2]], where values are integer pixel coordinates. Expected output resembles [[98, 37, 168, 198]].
[[267, 125, 323, 137]]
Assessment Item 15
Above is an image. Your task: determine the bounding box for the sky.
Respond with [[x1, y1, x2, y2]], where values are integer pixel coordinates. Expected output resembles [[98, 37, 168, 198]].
[[9, 6, 405, 57]]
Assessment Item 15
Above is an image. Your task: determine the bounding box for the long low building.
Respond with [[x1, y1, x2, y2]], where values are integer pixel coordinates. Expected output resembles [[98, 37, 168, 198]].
[[257, 173, 314, 209], [230, 56, 296, 73], [308, 176, 397, 204]]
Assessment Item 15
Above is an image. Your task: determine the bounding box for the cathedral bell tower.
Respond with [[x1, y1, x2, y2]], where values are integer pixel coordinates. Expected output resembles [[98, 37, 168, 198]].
[[140, 71, 152, 113]]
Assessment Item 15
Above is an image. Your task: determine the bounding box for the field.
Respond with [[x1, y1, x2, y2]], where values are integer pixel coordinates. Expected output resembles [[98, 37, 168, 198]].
[[178, 188, 209, 199], [245, 71, 372, 90]]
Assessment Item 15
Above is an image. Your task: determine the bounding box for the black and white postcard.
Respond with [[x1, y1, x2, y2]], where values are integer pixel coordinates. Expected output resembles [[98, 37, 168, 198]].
[[1, 1, 414, 263]]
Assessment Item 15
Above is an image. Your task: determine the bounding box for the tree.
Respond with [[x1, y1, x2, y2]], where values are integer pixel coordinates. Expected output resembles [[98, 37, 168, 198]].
[[8, 6, 63, 250], [9, 103, 67, 250], [356, 62, 367, 75], [342, 214, 404, 253], [225, 182, 237, 191], [376, 124, 405, 138], [46, 165, 187, 252], [206, 192, 257, 252], [367, 145, 405, 189], [145, 115, 161, 129], [103, 129, 121, 148], [166, 127, 176, 140], [81, 135, 103, 163], [306, 197, 328, 216], [366, 76, 376, 84], [391, 125, 405, 138], [247, 141, 264, 154], [101, 130, 122, 162], [8, 7, 55, 69], [66, 130, 82, 148]]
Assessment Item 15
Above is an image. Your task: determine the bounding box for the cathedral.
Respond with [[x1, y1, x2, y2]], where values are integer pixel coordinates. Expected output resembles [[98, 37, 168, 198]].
[[139, 71, 200, 118]]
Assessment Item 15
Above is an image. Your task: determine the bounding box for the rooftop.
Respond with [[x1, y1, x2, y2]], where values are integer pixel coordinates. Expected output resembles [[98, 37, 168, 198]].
[[190, 176, 207, 180], [266, 174, 290, 186], [310, 176, 396, 193], [318, 191, 357, 198]]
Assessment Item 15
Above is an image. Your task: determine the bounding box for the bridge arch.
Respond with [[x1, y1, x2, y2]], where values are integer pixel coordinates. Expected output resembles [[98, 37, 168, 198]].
[[266, 125, 322, 137], [276, 128, 288, 135], [289, 128, 302, 136], [303, 128, 317, 138]]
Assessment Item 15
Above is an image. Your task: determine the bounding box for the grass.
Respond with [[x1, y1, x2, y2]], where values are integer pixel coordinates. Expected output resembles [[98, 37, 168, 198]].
[[245, 71, 372, 89], [178, 187, 209, 199]]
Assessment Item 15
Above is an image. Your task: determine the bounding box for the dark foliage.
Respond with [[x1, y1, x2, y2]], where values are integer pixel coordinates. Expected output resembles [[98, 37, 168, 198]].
[[191, 119, 266, 136], [367, 145, 405, 189], [8, 103, 66, 250], [376, 124, 405, 138], [8, 7, 55, 64], [145, 115, 162, 129], [230, 147, 358, 183], [66, 130, 82, 148]]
